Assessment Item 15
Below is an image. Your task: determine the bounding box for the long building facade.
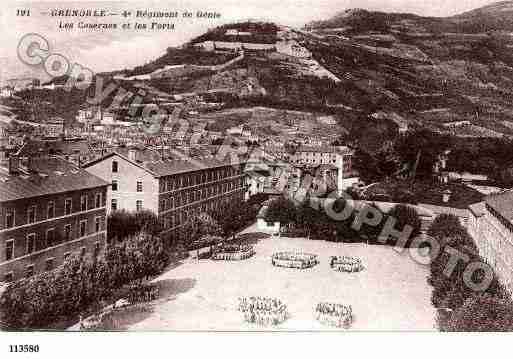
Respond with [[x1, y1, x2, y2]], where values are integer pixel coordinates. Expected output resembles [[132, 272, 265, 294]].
[[468, 191, 513, 295], [84, 150, 246, 239], [0, 156, 108, 282]]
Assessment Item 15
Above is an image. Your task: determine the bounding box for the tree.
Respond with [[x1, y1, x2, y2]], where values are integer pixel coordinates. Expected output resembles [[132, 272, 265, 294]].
[[427, 214, 474, 249], [0, 232, 167, 329], [385, 204, 422, 246], [264, 197, 297, 228], [352, 145, 400, 183], [295, 198, 321, 239], [395, 130, 449, 178], [213, 201, 245, 240], [179, 213, 221, 250], [352, 148, 381, 183], [493, 166, 513, 188], [107, 210, 162, 242], [426, 213, 485, 311]]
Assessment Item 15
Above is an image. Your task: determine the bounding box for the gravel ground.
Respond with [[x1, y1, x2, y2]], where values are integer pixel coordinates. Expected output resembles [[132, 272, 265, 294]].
[[124, 235, 437, 331]]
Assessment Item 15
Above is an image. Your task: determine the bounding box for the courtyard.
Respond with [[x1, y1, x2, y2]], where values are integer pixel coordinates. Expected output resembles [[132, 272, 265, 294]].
[[111, 234, 437, 331]]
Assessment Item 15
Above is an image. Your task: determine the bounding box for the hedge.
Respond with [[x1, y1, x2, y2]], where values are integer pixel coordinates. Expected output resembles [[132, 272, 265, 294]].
[[446, 294, 513, 331], [427, 213, 511, 331]]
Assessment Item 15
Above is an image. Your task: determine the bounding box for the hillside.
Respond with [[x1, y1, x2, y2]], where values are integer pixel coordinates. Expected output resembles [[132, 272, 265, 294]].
[[302, 1, 513, 136], [451, 1, 513, 32], [115, 1, 513, 138], [12, 1, 513, 141]]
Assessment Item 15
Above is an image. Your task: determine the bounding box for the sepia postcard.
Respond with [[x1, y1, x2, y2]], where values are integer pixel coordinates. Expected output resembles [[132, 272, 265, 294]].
[[1, 0, 513, 349]]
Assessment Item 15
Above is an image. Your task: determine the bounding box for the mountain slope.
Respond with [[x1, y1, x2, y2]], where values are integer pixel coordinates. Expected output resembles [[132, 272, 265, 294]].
[[16, 2, 513, 139], [301, 1, 513, 136]]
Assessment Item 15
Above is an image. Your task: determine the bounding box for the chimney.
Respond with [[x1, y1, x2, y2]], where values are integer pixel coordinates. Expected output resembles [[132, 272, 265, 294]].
[[9, 155, 20, 174], [128, 149, 137, 162]]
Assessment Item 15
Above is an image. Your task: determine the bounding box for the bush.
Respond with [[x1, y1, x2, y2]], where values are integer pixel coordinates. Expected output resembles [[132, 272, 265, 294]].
[[446, 294, 513, 332], [426, 213, 511, 331], [386, 204, 422, 244], [429, 236, 480, 309], [0, 232, 168, 329], [265, 197, 297, 227], [211, 199, 259, 240], [427, 214, 471, 247]]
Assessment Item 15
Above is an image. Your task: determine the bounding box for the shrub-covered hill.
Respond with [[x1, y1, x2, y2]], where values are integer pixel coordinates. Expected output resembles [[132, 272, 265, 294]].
[[15, 1, 513, 139]]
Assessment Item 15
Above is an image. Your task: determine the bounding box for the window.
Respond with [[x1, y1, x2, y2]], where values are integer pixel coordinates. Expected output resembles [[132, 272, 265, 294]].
[[5, 239, 14, 261], [27, 205, 36, 224], [63, 252, 71, 261], [25, 265, 34, 278], [80, 220, 87, 237], [95, 193, 102, 208], [47, 201, 55, 219], [112, 180, 118, 191], [136, 200, 143, 212], [3, 272, 13, 283], [64, 224, 72, 241], [112, 160, 118, 173], [5, 211, 14, 228], [26, 233, 36, 254], [95, 217, 101, 233], [80, 195, 87, 211], [111, 199, 117, 211], [81, 247, 86, 257], [137, 181, 143, 192], [45, 258, 54, 271], [46, 228, 55, 247], [94, 242, 100, 256], [65, 198, 72, 215]]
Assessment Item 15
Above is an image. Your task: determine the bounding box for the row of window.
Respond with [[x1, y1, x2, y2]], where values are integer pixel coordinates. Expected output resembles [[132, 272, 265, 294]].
[[3, 242, 102, 282], [300, 152, 338, 157], [4, 216, 104, 261], [111, 180, 143, 192], [159, 167, 241, 193], [161, 192, 244, 230], [110, 199, 143, 212], [159, 180, 241, 211], [112, 159, 241, 192], [3, 193, 104, 229]]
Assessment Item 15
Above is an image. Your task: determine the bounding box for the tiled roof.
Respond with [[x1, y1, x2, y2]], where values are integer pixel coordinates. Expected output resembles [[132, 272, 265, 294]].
[[114, 147, 162, 163], [485, 190, 513, 223], [0, 157, 109, 202], [17, 139, 91, 156], [145, 156, 244, 177], [297, 145, 352, 154], [84, 149, 245, 178]]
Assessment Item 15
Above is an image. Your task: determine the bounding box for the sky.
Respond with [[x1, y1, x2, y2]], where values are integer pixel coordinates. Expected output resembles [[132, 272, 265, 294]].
[[0, 0, 498, 83]]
